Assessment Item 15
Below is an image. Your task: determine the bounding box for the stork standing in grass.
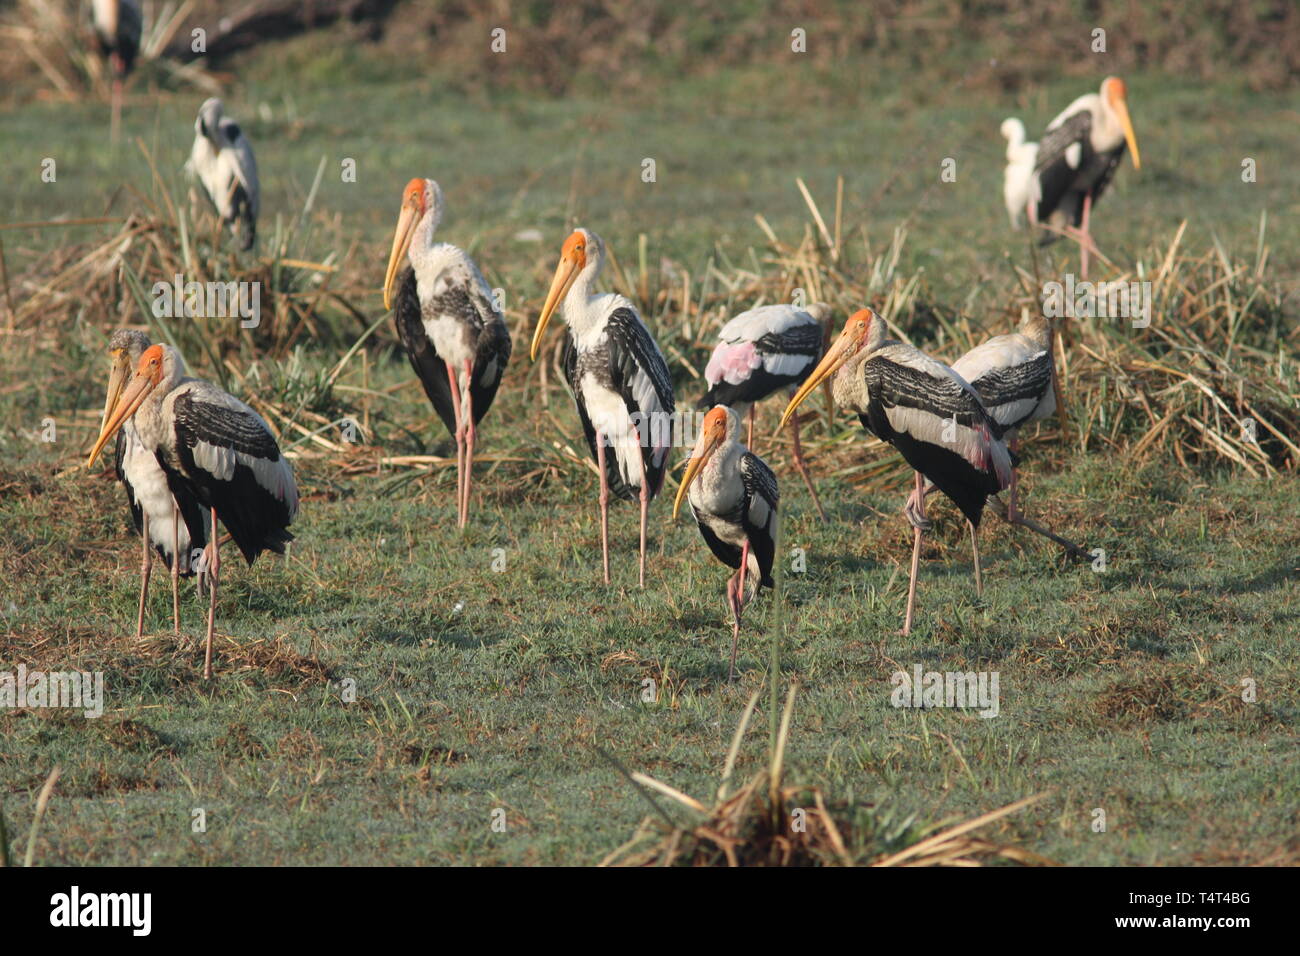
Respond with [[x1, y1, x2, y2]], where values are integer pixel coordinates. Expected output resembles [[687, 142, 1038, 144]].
[[696, 302, 830, 520], [674, 405, 778, 681], [781, 309, 1011, 634], [1032, 76, 1141, 278], [88, 344, 298, 679], [97, 330, 209, 639], [530, 229, 675, 588], [187, 98, 260, 251], [91, 0, 141, 141], [1000, 118, 1040, 229], [383, 178, 512, 528]]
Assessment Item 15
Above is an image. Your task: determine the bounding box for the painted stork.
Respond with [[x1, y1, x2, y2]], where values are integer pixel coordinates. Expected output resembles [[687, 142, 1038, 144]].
[[97, 330, 209, 639], [673, 405, 778, 681], [1000, 118, 1040, 229], [696, 302, 830, 520], [530, 228, 675, 588], [187, 98, 260, 251], [1032, 76, 1141, 278], [780, 309, 1011, 634], [91, 0, 141, 141], [87, 344, 298, 679], [382, 178, 512, 528]]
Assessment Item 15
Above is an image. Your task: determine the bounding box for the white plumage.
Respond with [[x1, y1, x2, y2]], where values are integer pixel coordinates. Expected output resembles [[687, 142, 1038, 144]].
[[1000, 118, 1040, 228], [187, 98, 260, 250]]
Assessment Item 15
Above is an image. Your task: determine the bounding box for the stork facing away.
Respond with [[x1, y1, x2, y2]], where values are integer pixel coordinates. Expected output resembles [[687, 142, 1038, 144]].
[[697, 303, 830, 521], [97, 330, 209, 638], [1000, 118, 1040, 229], [530, 229, 675, 588], [383, 178, 512, 528], [1032, 76, 1141, 278], [88, 344, 298, 678], [187, 98, 260, 251], [674, 405, 778, 681], [782, 309, 1011, 634], [91, 0, 141, 141]]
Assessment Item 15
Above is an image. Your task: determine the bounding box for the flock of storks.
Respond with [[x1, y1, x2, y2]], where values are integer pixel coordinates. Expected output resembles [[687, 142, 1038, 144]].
[[86, 0, 1140, 679]]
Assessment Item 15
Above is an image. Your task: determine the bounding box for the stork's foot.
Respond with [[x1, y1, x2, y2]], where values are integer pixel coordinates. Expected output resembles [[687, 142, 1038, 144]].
[[903, 490, 932, 531]]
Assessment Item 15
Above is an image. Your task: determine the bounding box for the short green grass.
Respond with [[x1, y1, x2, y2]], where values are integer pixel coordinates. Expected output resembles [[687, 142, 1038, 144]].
[[0, 32, 1297, 865]]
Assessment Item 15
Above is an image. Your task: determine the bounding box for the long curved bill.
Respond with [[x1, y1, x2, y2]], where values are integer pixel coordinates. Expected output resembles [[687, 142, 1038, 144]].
[[382, 201, 420, 311], [1115, 98, 1141, 170], [99, 350, 131, 435], [530, 255, 581, 361], [672, 428, 722, 520], [780, 331, 855, 430], [86, 372, 157, 469]]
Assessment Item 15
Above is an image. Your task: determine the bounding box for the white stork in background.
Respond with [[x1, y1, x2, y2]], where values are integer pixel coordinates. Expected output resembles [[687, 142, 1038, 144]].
[[530, 229, 675, 588], [1032, 76, 1141, 278], [97, 330, 209, 639], [1000, 118, 1040, 229], [697, 302, 830, 521], [91, 0, 141, 141], [383, 178, 512, 528], [187, 98, 260, 251], [781, 309, 1011, 635], [673, 405, 778, 681], [87, 344, 298, 679]]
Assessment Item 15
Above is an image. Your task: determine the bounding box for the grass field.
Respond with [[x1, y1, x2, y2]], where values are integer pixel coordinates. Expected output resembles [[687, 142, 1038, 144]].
[[1, 14, 1298, 866]]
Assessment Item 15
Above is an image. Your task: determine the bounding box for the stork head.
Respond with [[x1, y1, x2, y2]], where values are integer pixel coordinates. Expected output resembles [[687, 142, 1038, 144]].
[[673, 405, 734, 520], [780, 308, 873, 429], [530, 228, 600, 361], [1000, 117, 1025, 146], [1101, 76, 1140, 170], [101, 330, 151, 434], [196, 97, 225, 139], [383, 177, 444, 310], [86, 344, 168, 469]]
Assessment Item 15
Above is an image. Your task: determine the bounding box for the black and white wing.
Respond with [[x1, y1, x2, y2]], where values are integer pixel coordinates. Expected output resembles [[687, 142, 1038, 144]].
[[952, 334, 1055, 434], [394, 266, 458, 438], [1034, 109, 1094, 226], [604, 307, 676, 498], [739, 452, 778, 587], [699, 305, 824, 409], [169, 386, 298, 565], [862, 346, 1011, 526]]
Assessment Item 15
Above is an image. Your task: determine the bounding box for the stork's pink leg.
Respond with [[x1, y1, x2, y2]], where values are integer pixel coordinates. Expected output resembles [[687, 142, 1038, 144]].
[[969, 520, 983, 597], [444, 361, 465, 527], [902, 471, 925, 635], [203, 506, 219, 680], [790, 412, 826, 521], [135, 512, 152, 640], [595, 429, 611, 585], [635, 429, 649, 589], [1007, 438, 1021, 522], [171, 502, 181, 635], [461, 358, 475, 529], [746, 405, 755, 448], [110, 73, 123, 145], [729, 541, 751, 681], [1079, 194, 1092, 280]]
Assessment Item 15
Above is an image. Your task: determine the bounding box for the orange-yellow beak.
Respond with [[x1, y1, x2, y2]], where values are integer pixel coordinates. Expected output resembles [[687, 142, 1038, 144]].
[[531, 245, 584, 362], [780, 317, 867, 430], [673, 409, 727, 520], [99, 347, 131, 437], [1115, 95, 1140, 171], [383, 189, 423, 311], [86, 364, 159, 469]]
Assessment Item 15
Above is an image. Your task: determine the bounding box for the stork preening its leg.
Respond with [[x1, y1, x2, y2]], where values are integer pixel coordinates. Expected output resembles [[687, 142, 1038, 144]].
[[595, 429, 611, 585], [788, 411, 827, 522], [135, 511, 152, 639], [203, 506, 219, 681]]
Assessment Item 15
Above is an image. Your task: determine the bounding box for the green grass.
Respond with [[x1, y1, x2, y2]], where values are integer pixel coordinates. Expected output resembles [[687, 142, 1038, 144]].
[[0, 31, 1297, 865]]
